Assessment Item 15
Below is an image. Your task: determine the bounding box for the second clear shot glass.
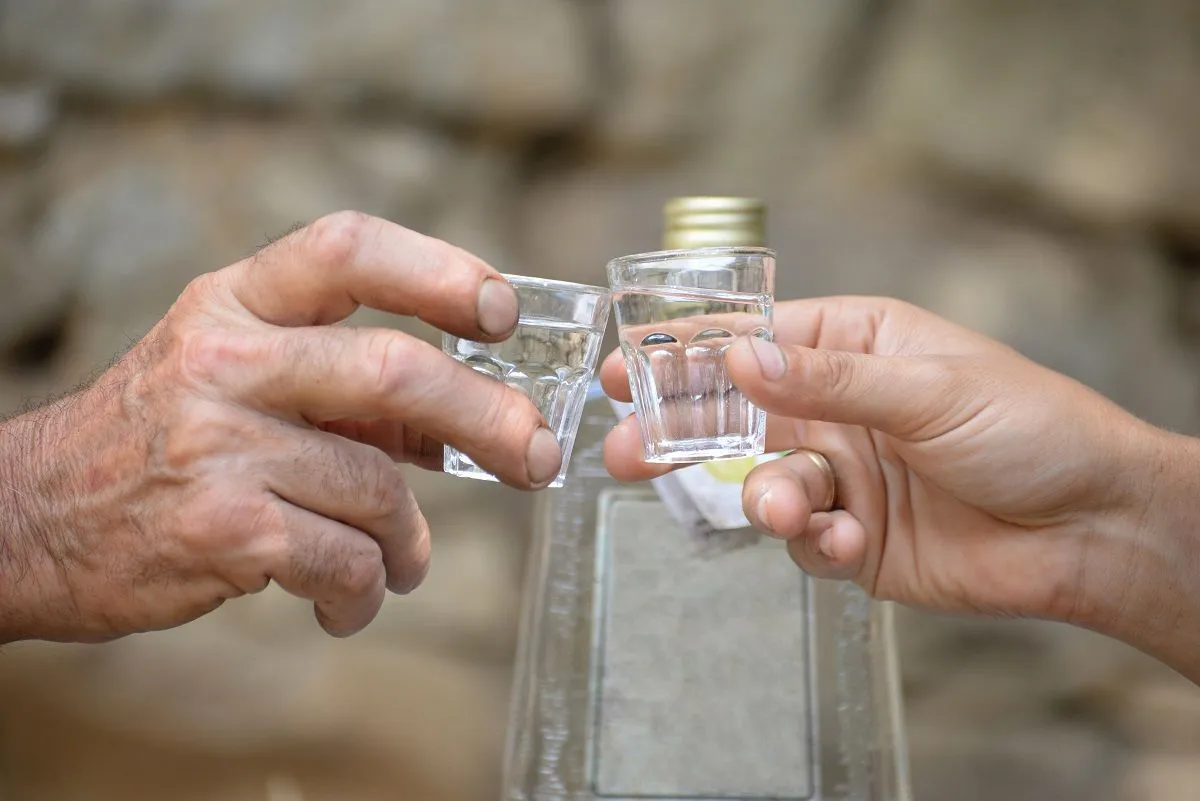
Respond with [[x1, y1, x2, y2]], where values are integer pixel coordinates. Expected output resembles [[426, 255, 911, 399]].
[[607, 247, 775, 463], [443, 274, 611, 488]]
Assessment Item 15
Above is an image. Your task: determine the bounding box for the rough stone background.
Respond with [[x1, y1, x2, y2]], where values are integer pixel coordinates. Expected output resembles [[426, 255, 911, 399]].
[[1, 1, 1200, 799]]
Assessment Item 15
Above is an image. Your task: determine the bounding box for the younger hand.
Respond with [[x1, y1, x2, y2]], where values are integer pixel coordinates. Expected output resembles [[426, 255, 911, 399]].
[[601, 296, 1163, 627]]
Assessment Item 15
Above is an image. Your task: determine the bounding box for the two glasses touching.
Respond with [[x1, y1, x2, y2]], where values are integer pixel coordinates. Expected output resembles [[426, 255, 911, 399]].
[[443, 248, 776, 486]]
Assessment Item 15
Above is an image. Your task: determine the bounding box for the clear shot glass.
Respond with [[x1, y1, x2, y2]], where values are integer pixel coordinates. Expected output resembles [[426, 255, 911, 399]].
[[607, 247, 775, 463], [443, 274, 611, 488]]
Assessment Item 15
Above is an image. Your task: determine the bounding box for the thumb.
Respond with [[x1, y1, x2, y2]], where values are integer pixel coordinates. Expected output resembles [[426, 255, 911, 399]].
[[726, 336, 956, 439]]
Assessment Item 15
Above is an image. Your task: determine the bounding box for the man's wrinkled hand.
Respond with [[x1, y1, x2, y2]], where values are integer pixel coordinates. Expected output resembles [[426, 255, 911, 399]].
[[0, 211, 561, 642]]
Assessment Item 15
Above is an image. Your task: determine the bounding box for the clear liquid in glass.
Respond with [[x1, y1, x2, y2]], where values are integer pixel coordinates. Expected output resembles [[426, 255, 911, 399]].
[[443, 317, 601, 488], [613, 286, 772, 463]]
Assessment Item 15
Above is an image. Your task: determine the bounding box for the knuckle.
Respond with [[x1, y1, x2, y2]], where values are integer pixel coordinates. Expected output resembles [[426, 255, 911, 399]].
[[175, 327, 259, 387], [865, 295, 919, 332], [433, 246, 488, 298], [362, 455, 406, 516], [466, 381, 542, 464], [337, 545, 384, 598], [487, 382, 543, 436], [170, 270, 245, 327], [172, 273, 236, 320], [303, 210, 371, 272], [799, 349, 856, 417], [473, 389, 508, 436], [405, 554, 431, 593], [393, 525, 431, 594], [152, 403, 249, 475], [236, 494, 287, 547], [179, 488, 281, 557], [365, 331, 415, 398], [175, 274, 214, 310], [176, 493, 220, 551], [821, 351, 858, 398], [877, 296, 916, 319]]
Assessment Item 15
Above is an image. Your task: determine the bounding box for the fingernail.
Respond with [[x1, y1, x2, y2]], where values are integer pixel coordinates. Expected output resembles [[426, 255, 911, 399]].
[[755, 488, 775, 533], [817, 527, 836, 560], [526, 427, 562, 487], [747, 336, 786, 380], [477, 277, 519, 336]]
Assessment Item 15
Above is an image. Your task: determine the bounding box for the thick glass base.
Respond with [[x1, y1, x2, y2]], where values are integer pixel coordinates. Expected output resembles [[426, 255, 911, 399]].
[[644, 436, 765, 464], [443, 450, 567, 489]]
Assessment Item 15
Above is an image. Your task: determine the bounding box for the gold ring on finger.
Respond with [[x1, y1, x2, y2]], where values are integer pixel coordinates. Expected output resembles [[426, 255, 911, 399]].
[[791, 448, 837, 513]]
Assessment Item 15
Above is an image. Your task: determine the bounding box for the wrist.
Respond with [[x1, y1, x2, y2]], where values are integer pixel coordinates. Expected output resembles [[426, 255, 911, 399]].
[[1071, 424, 1200, 681], [0, 406, 77, 643], [0, 412, 48, 641]]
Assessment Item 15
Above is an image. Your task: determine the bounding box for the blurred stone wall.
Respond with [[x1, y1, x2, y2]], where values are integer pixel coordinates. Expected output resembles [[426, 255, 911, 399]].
[[1, 2, 1200, 800]]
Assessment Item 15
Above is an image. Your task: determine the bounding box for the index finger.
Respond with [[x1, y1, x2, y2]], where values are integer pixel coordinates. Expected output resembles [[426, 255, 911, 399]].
[[203, 325, 564, 490], [224, 211, 519, 339]]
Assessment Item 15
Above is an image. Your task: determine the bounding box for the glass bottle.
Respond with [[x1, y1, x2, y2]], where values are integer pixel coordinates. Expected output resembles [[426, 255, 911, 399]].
[[501, 198, 912, 801]]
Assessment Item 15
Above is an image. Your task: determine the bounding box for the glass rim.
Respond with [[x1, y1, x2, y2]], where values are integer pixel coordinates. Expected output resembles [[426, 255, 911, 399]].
[[500, 272, 611, 296], [605, 245, 776, 272]]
